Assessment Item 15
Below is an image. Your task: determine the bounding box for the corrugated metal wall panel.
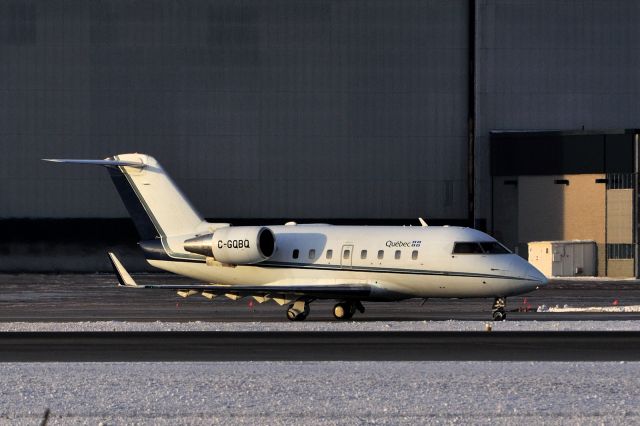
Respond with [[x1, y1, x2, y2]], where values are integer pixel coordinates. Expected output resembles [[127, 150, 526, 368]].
[[0, 0, 468, 220]]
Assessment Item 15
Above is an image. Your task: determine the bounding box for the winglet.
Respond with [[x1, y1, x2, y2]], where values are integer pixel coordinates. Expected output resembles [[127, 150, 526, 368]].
[[418, 217, 428, 227], [108, 252, 140, 287]]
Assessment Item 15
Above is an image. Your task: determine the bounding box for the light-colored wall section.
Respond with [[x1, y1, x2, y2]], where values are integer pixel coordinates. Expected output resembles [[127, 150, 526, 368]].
[[527, 241, 552, 277], [607, 259, 634, 278], [518, 174, 606, 275], [606, 189, 633, 244], [562, 175, 606, 245]]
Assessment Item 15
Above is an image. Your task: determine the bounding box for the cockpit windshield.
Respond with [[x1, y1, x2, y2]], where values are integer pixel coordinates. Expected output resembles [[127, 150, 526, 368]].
[[480, 242, 511, 254], [452, 242, 483, 254], [453, 241, 511, 255]]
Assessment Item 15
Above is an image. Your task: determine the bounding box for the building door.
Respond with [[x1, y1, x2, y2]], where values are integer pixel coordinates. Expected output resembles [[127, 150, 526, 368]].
[[552, 245, 564, 276]]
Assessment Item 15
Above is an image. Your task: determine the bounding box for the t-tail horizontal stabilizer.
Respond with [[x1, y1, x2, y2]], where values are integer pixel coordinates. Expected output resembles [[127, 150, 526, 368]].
[[42, 158, 145, 168], [108, 252, 140, 287]]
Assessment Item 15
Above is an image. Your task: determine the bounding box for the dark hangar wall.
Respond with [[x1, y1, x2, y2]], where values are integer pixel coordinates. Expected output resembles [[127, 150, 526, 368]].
[[0, 0, 469, 221]]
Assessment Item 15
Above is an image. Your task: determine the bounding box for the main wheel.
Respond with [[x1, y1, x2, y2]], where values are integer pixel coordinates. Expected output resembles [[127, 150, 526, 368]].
[[286, 308, 308, 321], [492, 309, 506, 321], [286, 303, 310, 321], [286, 308, 296, 321], [333, 302, 354, 320]]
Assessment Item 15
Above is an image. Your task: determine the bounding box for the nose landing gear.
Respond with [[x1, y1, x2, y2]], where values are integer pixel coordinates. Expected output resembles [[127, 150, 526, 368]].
[[492, 297, 507, 321], [333, 301, 365, 320]]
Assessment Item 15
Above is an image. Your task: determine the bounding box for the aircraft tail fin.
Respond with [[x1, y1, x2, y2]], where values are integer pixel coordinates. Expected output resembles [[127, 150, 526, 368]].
[[43, 153, 209, 241]]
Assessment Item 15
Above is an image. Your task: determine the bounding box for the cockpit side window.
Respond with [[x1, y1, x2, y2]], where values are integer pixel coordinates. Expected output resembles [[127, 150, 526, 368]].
[[452, 242, 483, 254], [453, 241, 511, 254], [480, 242, 511, 254]]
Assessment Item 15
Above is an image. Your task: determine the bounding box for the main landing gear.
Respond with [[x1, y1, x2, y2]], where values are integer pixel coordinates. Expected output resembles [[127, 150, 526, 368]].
[[492, 297, 507, 321], [333, 301, 365, 320], [285, 300, 366, 321], [286, 300, 310, 321]]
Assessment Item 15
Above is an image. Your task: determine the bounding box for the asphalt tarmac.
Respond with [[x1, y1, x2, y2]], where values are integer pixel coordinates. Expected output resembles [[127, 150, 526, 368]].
[[1, 274, 640, 322], [2, 331, 640, 361]]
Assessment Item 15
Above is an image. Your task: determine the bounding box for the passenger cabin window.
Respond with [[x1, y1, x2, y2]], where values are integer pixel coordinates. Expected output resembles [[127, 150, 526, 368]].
[[343, 249, 351, 259], [292, 249, 299, 259], [395, 250, 401, 260], [412, 250, 418, 260], [361, 250, 367, 259], [309, 249, 316, 259], [326, 249, 333, 259], [453, 242, 510, 254], [377, 250, 384, 260]]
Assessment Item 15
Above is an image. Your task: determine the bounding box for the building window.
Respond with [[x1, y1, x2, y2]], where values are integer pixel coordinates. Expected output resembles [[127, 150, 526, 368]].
[[377, 250, 384, 260], [395, 250, 401, 260], [326, 249, 333, 260], [309, 249, 315, 259], [607, 243, 634, 259], [292, 249, 299, 259], [361, 250, 367, 259], [412, 250, 418, 260], [607, 173, 634, 189]]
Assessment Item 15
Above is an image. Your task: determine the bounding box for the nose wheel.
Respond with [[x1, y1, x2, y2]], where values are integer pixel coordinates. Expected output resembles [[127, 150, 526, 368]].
[[492, 297, 507, 321]]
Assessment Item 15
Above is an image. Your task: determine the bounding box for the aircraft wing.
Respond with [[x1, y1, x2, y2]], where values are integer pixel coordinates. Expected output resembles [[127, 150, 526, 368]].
[[108, 252, 372, 300], [126, 283, 371, 299]]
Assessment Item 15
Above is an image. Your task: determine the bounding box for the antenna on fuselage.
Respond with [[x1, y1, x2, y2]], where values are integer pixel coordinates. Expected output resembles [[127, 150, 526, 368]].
[[418, 217, 428, 227]]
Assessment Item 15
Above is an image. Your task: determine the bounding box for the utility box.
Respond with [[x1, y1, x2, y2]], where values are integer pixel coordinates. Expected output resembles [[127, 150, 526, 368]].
[[528, 241, 597, 277]]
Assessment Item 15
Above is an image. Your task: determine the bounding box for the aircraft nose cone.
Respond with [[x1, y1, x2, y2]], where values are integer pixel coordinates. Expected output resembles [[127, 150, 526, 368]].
[[523, 262, 548, 286]]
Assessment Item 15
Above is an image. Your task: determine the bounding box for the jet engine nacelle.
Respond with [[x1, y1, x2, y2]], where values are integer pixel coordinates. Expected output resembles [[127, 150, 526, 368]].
[[183, 226, 275, 264]]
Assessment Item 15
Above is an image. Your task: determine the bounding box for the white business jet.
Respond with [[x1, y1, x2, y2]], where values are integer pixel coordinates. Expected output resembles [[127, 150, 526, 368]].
[[44, 153, 546, 321]]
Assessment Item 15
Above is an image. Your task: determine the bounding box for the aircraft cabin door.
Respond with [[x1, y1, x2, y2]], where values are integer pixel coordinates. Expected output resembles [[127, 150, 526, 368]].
[[341, 245, 353, 269]]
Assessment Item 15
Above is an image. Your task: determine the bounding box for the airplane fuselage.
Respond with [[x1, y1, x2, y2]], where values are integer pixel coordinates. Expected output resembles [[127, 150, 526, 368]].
[[147, 225, 544, 301]]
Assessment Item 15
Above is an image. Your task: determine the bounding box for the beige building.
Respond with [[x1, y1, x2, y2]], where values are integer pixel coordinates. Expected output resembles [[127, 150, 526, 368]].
[[491, 130, 638, 277]]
